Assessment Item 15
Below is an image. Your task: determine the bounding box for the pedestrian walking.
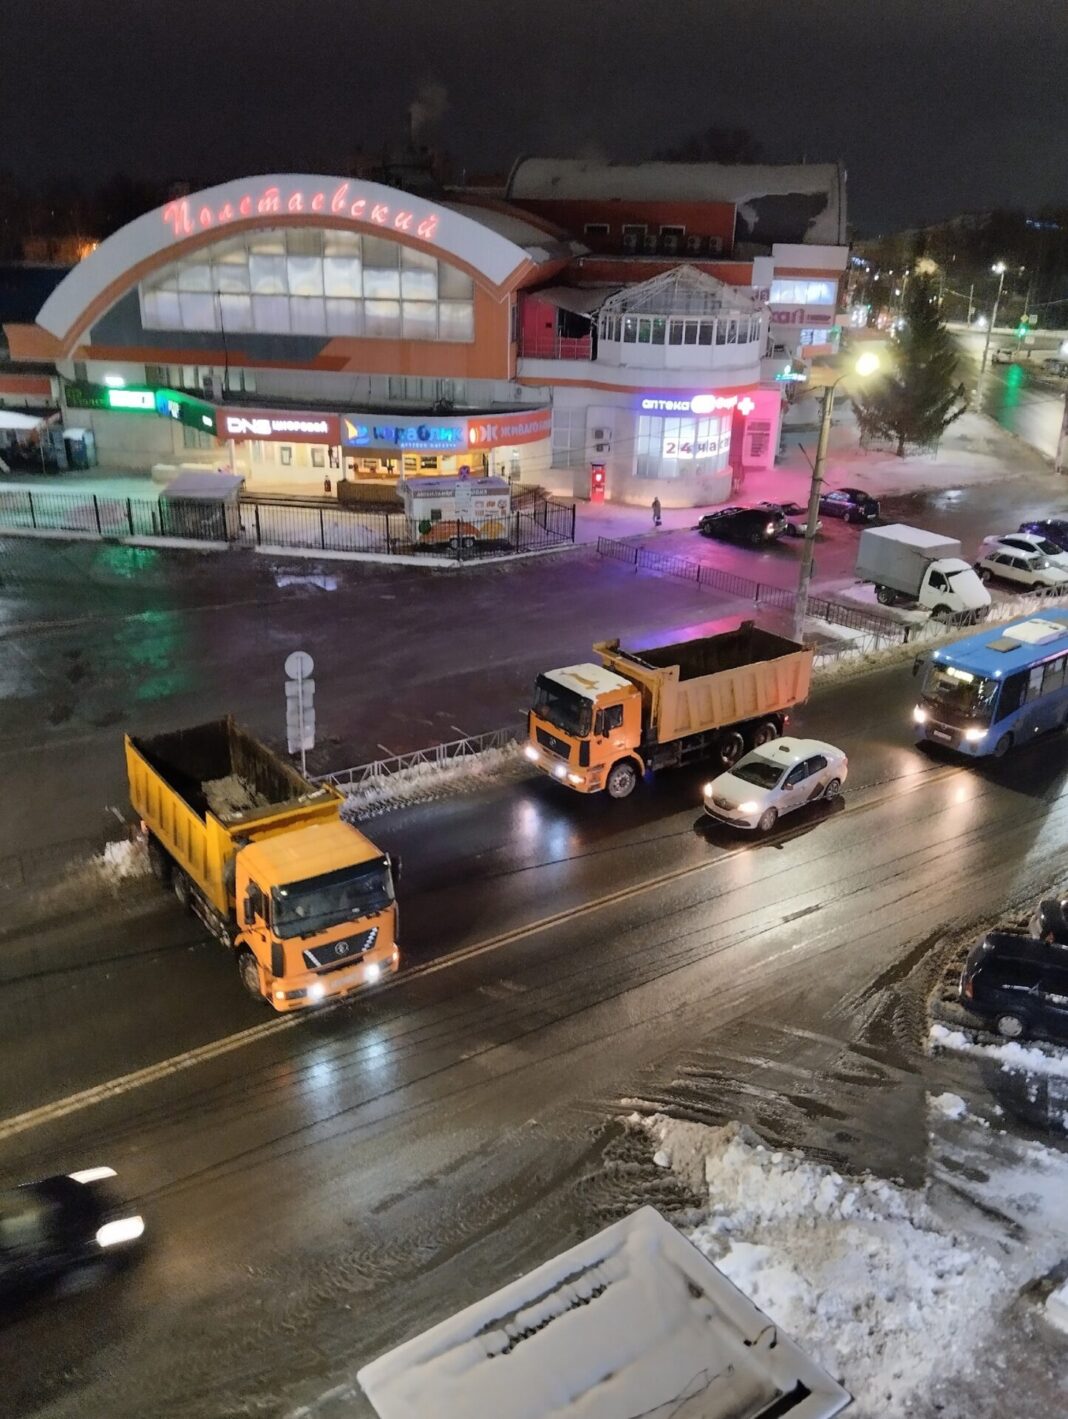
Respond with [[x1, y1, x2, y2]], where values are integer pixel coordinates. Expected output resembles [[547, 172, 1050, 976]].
[[651, 496, 662, 529]]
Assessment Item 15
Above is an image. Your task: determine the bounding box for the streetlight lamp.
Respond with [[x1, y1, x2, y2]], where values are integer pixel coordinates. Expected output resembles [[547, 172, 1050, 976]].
[[977, 261, 1007, 398], [793, 350, 881, 643]]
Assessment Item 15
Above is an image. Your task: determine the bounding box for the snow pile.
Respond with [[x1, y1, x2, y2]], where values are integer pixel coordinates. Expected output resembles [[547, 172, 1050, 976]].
[[929, 1022, 1068, 1080], [341, 742, 524, 818], [639, 1116, 1012, 1417], [93, 837, 149, 884], [1046, 1281, 1068, 1335], [929, 1091, 968, 1120]]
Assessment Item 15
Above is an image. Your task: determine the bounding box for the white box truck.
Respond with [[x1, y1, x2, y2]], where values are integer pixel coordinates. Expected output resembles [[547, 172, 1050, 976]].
[[855, 524, 990, 615]]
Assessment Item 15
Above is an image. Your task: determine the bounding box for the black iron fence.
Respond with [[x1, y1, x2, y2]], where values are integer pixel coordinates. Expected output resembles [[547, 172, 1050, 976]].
[[0, 487, 576, 562]]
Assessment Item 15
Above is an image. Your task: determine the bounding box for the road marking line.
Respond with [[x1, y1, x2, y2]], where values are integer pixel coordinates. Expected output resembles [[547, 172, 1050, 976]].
[[0, 760, 963, 1141]]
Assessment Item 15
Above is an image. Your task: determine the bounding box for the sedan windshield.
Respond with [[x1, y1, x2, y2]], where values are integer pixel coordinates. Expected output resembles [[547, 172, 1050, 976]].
[[532, 676, 592, 737], [272, 860, 394, 940], [921, 665, 999, 724], [730, 758, 785, 790]]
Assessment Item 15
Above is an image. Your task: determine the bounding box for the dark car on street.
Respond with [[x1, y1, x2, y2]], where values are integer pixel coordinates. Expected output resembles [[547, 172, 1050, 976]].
[[959, 931, 1068, 1044], [818, 487, 880, 523], [1019, 519, 1068, 553], [697, 505, 786, 546], [758, 500, 821, 537], [1, 1166, 144, 1307]]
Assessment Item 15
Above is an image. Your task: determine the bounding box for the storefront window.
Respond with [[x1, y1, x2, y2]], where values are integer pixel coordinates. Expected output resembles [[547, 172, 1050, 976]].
[[651, 318, 666, 345], [635, 414, 731, 480], [623, 317, 638, 342], [141, 229, 474, 343], [769, 279, 836, 306]]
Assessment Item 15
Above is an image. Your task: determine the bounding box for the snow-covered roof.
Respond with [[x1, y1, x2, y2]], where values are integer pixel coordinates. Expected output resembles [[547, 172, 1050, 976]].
[[441, 201, 581, 263], [507, 159, 846, 245], [357, 1206, 851, 1419], [543, 662, 633, 700], [162, 470, 244, 500], [599, 266, 762, 319]]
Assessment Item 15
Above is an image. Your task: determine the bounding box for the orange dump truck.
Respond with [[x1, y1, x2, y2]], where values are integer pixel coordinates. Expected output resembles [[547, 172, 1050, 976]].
[[126, 717, 399, 1010], [526, 622, 813, 799]]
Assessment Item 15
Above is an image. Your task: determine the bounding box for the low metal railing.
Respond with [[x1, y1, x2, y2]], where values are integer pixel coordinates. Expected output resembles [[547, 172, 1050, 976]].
[[317, 726, 519, 793]]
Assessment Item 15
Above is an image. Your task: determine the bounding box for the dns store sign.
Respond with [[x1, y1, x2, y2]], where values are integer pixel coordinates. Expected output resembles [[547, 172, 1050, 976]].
[[223, 410, 340, 444], [163, 182, 440, 244]]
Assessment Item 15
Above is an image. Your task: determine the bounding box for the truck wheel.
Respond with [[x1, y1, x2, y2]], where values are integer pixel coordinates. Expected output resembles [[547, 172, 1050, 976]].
[[172, 869, 193, 912], [749, 720, 778, 749], [876, 585, 894, 606], [932, 604, 952, 620], [719, 731, 746, 768], [606, 760, 639, 799], [237, 950, 265, 1002], [147, 837, 171, 884]]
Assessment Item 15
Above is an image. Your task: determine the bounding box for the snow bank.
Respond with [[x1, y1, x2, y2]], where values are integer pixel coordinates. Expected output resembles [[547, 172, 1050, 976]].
[[93, 838, 149, 884], [1046, 1281, 1068, 1335], [929, 1091, 968, 1121], [639, 1116, 1012, 1418], [340, 743, 524, 818], [929, 1022, 1068, 1080]]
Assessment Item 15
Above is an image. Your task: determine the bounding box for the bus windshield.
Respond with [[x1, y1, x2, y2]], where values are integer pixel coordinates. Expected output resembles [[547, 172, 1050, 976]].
[[920, 664, 999, 724], [533, 676, 592, 738], [272, 859, 394, 940]]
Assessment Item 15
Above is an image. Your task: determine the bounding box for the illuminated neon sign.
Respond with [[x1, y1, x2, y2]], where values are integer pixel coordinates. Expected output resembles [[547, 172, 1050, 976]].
[[162, 182, 440, 244], [107, 388, 155, 411], [639, 394, 755, 416], [222, 409, 340, 443], [342, 418, 465, 451]]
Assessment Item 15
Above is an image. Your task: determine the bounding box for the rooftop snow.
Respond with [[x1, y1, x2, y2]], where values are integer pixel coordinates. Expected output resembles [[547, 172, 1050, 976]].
[[599, 265, 762, 319], [357, 1205, 850, 1419]]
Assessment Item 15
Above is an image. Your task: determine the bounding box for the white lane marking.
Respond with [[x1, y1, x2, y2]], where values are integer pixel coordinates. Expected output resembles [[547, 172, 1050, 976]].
[[0, 1016, 298, 1144], [0, 761, 962, 1142]]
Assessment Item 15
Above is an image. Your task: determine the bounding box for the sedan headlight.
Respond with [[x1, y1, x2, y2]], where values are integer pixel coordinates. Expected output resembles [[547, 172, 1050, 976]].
[[702, 782, 716, 797], [96, 1215, 145, 1248], [738, 801, 759, 814], [913, 705, 928, 724], [765, 522, 776, 535], [963, 726, 987, 743]]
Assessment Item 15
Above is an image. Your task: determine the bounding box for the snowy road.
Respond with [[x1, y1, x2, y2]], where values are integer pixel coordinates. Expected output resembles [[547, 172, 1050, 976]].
[[4, 656, 1068, 1415]]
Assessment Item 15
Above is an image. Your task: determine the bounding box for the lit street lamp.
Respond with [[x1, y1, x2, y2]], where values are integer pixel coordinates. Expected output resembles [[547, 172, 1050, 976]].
[[977, 261, 1007, 399], [793, 351, 881, 643]]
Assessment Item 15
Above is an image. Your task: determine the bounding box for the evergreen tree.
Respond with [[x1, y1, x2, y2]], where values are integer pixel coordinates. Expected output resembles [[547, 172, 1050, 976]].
[[852, 274, 967, 456]]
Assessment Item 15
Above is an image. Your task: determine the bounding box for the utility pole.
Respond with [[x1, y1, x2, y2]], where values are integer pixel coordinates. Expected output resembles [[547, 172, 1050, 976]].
[[977, 262, 1007, 403], [966, 283, 974, 325]]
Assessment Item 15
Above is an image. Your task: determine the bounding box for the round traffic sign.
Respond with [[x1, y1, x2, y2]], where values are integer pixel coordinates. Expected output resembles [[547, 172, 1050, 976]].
[[284, 650, 314, 679]]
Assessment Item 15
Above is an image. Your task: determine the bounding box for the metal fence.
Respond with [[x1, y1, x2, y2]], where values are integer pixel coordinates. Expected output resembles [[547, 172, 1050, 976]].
[[0, 487, 576, 562], [318, 726, 518, 793]]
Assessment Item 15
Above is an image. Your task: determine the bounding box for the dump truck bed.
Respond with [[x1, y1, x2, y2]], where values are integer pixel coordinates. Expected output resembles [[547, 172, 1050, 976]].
[[596, 623, 813, 745], [126, 717, 341, 915]]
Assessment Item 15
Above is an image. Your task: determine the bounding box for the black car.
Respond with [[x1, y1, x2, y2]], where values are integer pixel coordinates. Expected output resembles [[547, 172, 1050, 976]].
[[1, 1166, 144, 1304], [818, 487, 880, 523], [757, 500, 821, 537], [1019, 519, 1068, 553], [959, 932, 1068, 1044], [697, 506, 786, 546], [1030, 895, 1068, 944]]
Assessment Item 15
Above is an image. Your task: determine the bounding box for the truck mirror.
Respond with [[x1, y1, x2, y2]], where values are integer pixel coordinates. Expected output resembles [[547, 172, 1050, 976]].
[[392, 855, 403, 883], [243, 889, 256, 923]]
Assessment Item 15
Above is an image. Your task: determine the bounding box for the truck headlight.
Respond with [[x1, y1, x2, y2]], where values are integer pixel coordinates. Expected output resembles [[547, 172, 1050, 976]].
[[365, 962, 381, 983], [567, 772, 583, 784], [963, 726, 987, 742], [553, 764, 568, 779], [524, 745, 539, 762], [913, 706, 928, 724], [308, 981, 326, 1001]]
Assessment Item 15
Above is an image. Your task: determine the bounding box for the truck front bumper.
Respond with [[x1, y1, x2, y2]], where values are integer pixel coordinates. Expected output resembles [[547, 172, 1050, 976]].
[[270, 946, 400, 1012], [523, 744, 601, 792]]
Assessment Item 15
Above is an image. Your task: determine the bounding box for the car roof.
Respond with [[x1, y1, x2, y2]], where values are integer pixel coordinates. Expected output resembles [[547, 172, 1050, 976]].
[[749, 735, 841, 763], [977, 931, 1068, 964]]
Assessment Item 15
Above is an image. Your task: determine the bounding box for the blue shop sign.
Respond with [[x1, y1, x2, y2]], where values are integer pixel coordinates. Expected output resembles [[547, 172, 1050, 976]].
[[342, 416, 466, 451]]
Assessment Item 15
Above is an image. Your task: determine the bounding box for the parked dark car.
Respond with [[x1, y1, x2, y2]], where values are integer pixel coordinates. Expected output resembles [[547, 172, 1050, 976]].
[[697, 506, 786, 546], [959, 931, 1068, 1043], [818, 487, 880, 523], [1030, 896, 1068, 945], [1019, 519, 1068, 553], [0, 1166, 144, 1306], [757, 500, 822, 538]]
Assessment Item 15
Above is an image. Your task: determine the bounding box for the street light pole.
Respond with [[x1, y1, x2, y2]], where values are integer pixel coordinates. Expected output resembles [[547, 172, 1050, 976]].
[[977, 262, 1006, 400], [792, 380, 837, 644]]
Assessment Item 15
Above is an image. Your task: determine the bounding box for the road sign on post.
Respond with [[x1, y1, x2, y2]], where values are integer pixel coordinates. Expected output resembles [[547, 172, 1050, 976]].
[[284, 650, 315, 773]]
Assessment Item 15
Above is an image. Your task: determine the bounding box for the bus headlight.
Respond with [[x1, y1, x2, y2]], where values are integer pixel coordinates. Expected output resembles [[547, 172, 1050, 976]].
[[913, 705, 928, 724], [963, 726, 987, 742]]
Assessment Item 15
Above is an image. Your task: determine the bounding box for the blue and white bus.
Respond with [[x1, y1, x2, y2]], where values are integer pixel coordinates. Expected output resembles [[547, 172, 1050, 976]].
[[913, 609, 1068, 758]]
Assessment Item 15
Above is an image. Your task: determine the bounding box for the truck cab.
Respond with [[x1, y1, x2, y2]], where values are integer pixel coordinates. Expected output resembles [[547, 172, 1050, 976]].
[[235, 821, 399, 1010], [527, 664, 643, 796]]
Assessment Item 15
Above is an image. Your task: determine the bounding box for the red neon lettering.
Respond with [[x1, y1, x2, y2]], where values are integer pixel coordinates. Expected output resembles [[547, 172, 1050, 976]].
[[416, 215, 439, 241], [199, 206, 214, 229], [257, 186, 281, 215], [217, 202, 235, 223], [349, 199, 366, 218], [331, 182, 350, 214], [162, 200, 194, 237], [239, 195, 252, 217], [394, 210, 414, 232], [287, 192, 304, 213], [371, 204, 389, 225], [311, 191, 324, 212]]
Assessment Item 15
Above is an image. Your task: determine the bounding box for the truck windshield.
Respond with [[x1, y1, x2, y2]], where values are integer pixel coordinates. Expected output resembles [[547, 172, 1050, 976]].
[[532, 676, 592, 737], [272, 859, 394, 940], [921, 664, 998, 724]]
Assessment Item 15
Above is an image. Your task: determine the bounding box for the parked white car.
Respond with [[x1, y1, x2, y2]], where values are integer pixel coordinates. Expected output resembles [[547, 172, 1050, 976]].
[[703, 736, 848, 833], [974, 547, 1068, 592], [979, 533, 1068, 570]]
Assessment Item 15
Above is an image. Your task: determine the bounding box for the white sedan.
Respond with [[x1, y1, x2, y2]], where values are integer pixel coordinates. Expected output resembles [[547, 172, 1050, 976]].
[[974, 547, 1068, 591], [703, 736, 848, 833], [979, 533, 1068, 570]]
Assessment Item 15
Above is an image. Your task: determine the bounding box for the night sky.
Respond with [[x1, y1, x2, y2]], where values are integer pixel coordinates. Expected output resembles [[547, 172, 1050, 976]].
[[4, 0, 1065, 233]]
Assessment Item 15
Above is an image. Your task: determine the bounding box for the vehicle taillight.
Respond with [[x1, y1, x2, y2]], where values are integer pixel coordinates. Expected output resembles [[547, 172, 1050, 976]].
[[962, 971, 974, 1000]]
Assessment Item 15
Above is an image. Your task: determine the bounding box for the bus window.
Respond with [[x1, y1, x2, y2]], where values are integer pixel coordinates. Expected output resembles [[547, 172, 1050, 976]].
[[1043, 657, 1066, 695], [1026, 665, 1045, 703], [995, 672, 1027, 722]]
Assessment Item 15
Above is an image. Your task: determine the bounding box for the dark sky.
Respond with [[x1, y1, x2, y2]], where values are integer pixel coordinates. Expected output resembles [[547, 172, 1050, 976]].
[[3, 0, 1066, 233]]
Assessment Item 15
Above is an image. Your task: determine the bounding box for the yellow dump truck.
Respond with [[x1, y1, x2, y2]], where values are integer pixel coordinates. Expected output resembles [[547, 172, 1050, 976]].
[[526, 622, 813, 799], [126, 717, 399, 1010]]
